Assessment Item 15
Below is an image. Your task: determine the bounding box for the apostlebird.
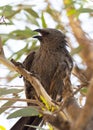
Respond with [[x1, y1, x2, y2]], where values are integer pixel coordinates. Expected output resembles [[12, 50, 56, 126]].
[[10, 28, 73, 130]]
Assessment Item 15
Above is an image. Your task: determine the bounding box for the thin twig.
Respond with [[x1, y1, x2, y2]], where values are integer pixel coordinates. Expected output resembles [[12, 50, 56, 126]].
[[0, 97, 42, 106], [1, 106, 39, 109], [0, 84, 23, 87]]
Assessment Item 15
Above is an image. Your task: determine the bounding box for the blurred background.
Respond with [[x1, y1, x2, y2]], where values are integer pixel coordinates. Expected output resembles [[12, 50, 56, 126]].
[[0, 0, 93, 129]]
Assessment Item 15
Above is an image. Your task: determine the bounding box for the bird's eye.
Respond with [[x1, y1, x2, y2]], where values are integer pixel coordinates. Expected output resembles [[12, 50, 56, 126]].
[[42, 31, 50, 36]]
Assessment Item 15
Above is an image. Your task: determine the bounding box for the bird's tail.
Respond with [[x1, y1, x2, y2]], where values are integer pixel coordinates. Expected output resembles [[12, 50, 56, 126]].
[[10, 116, 42, 130]]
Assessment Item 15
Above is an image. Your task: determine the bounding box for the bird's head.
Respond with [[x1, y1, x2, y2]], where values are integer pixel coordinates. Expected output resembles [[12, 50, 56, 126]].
[[33, 28, 67, 50]]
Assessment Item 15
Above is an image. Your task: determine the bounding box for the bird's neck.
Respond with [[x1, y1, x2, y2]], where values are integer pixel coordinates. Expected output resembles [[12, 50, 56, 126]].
[[40, 44, 67, 53]]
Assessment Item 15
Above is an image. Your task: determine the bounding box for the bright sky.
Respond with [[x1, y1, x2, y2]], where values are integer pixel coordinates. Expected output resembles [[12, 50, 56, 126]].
[[0, 0, 24, 7]]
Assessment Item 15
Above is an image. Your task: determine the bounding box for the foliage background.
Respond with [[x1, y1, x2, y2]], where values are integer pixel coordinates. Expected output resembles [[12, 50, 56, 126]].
[[0, 0, 93, 129]]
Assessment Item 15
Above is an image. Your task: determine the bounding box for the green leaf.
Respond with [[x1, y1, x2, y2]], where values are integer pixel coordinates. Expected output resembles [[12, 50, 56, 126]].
[[0, 6, 20, 19], [41, 12, 47, 28], [77, 8, 93, 14], [25, 13, 39, 26], [25, 8, 39, 18], [70, 45, 82, 55], [40, 95, 51, 110], [67, 8, 93, 16], [67, 9, 77, 16], [0, 6, 12, 14], [80, 87, 88, 96], [0, 100, 16, 114], [0, 88, 23, 96], [65, 1, 76, 9], [9, 27, 36, 40], [7, 10, 20, 19], [7, 107, 39, 119]]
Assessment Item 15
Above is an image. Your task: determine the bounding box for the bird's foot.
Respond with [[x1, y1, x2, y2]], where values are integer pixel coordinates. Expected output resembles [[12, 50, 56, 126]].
[[11, 59, 24, 68], [11, 59, 25, 78]]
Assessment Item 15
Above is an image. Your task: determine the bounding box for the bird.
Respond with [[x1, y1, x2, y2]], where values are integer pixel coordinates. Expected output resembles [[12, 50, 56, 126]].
[[10, 28, 73, 130]]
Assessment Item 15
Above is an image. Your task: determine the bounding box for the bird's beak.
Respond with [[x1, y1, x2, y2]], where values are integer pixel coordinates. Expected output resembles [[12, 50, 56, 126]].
[[34, 29, 42, 33], [33, 29, 43, 41], [33, 35, 42, 41], [33, 29, 49, 41], [34, 29, 49, 35]]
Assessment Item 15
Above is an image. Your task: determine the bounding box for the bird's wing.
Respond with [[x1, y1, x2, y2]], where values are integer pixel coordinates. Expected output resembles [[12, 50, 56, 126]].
[[23, 51, 36, 71], [49, 61, 70, 101], [10, 117, 42, 130]]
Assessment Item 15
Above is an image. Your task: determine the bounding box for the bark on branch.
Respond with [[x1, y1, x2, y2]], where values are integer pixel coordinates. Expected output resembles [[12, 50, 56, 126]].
[[63, 0, 93, 80], [63, 1, 93, 130], [71, 78, 93, 130]]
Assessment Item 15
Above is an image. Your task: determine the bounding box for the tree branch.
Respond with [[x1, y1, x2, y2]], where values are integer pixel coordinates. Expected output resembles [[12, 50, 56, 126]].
[[0, 97, 43, 107], [63, 0, 93, 80], [71, 78, 93, 130]]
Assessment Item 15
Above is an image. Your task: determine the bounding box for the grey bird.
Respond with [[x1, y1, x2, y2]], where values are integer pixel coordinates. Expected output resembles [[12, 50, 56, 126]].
[[10, 28, 73, 130]]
